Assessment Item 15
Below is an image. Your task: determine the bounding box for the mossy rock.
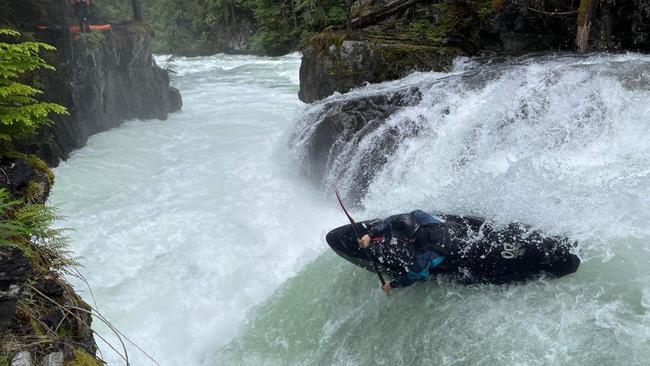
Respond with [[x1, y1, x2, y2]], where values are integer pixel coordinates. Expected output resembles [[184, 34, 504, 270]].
[[2, 151, 53, 185], [65, 349, 102, 366], [125, 21, 154, 36], [310, 28, 348, 56], [0, 152, 53, 204]]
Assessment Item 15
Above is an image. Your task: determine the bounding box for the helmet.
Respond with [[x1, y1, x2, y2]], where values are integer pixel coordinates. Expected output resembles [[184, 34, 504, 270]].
[[390, 213, 419, 239]]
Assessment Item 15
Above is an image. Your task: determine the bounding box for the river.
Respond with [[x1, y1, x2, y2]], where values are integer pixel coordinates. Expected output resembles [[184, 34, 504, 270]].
[[51, 53, 650, 365]]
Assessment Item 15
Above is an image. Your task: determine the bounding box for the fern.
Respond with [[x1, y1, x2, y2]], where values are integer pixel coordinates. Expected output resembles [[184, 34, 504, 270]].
[[0, 29, 68, 141], [0, 189, 27, 246], [0, 189, 76, 272]]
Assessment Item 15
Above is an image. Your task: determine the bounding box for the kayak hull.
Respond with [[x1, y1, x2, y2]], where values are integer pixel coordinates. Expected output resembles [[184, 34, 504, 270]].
[[326, 214, 580, 284]]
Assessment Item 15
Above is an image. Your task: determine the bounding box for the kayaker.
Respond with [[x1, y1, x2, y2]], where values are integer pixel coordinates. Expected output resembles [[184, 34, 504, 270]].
[[358, 210, 449, 293]]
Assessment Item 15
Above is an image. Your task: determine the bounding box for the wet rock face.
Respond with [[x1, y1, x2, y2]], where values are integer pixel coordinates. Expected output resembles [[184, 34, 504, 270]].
[[15, 23, 183, 166], [299, 38, 461, 103], [0, 247, 31, 335], [0, 155, 51, 204], [292, 85, 422, 201]]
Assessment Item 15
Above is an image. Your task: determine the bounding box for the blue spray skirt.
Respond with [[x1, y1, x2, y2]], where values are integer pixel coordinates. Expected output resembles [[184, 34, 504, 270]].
[[326, 214, 580, 284]]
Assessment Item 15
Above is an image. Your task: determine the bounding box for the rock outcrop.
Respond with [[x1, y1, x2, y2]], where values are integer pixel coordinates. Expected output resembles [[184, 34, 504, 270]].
[[299, 31, 462, 103], [1, 11, 177, 365], [299, 0, 650, 102], [14, 22, 183, 166], [0, 159, 100, 365]]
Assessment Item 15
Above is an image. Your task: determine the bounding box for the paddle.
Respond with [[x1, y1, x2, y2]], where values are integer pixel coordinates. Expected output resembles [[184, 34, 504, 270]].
[[333, 185, 386, 286]]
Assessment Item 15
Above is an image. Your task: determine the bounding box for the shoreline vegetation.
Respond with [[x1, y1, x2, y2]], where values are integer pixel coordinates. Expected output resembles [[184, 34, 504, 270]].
[[1, 1, 177, 364], [96, 0, 649, 57], [0, 27, 159, 366]]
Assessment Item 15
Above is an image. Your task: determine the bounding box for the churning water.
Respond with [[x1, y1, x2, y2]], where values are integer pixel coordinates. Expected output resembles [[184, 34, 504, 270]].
[[51, 53, 650, 365]]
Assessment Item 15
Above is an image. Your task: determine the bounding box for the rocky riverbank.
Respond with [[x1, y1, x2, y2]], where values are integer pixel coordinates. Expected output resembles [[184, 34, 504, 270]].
[[1, 14, 181, 366], [299, 0, 650, 102]]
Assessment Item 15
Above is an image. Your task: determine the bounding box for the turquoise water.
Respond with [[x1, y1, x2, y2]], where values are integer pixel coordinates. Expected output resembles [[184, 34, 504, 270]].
[[51, 53, 650, 365]]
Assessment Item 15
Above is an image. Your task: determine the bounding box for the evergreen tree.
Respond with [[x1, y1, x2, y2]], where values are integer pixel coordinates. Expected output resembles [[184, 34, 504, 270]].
[[0, 29, 67, 141]]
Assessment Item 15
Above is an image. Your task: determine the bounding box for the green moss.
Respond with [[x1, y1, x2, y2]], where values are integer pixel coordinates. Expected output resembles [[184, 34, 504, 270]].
[[78, 31, 106, 49], [30, 318, 47, 336], [3, 152, 54, 185], [492, 0, 506, 10], [310, 28, 348, 55], [56, 324, 70, 338], [65, 349, 102, 366], [577, 0, 595, 25], [126, 21, 154, 35], [0, 355, 9, 366], [24, 180, 46, 204]]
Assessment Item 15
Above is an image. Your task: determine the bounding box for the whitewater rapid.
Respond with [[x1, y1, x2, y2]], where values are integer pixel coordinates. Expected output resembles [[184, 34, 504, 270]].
[[51, 53, 650, 366], [50, 53, 342, 365]]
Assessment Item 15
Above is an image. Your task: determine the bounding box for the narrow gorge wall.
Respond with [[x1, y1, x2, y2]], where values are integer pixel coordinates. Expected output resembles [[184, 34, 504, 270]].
[[14, 23, 182, 166]]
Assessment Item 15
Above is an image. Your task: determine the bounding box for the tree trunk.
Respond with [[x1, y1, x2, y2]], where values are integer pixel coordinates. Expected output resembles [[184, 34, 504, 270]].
[[60, 0, 72, 61], [132, 0, 144, 21], [289, 0, 298, 29], [350, 0, 417, 30], [576, 0, 595, 52], [346, 0, 352, 35]]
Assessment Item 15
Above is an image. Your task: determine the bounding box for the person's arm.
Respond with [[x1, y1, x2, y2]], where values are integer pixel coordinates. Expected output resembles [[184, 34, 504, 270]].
[[358, 218, 391, 248], [389, 268, 429, 288]]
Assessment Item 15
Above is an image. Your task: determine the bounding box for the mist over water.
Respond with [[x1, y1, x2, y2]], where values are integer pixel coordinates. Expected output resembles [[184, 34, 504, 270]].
[[222, 54, 650, 365], [51, 53, 650, 366], [50, 53, 342, 365]]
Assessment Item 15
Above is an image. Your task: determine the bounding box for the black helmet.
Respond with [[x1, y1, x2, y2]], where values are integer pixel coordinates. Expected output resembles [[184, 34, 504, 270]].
[[390, 213, 419, 239]]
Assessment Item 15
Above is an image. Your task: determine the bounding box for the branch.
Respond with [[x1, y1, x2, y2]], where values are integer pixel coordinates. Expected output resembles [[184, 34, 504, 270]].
[[511, 0, 578, 16]]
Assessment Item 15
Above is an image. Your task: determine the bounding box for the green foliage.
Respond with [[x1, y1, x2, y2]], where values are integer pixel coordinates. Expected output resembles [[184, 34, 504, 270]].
[[15, 201, 76, 272], [79, 30, 107, 49], [65, 349, 102, 366], [253, 0, 350, 55], [0, 188, 75, 271], [0, 29, 67, 141], [93, 0, 132, 22], [95, 0, 349, 55], [411, 19, 438, 43], [326, 6, 346, 24], [0, 189, 25, 247]]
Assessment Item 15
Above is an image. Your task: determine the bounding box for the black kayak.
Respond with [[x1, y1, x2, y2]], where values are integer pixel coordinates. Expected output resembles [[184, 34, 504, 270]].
[[326, 213, 580, 284]]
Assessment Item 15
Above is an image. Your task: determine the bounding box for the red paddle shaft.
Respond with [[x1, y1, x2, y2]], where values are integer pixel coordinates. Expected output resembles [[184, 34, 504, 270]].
[[333, 186, 386, 286]]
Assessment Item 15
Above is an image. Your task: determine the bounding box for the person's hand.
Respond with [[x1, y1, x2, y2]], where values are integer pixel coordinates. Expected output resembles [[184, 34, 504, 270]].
[[358, 234, 371, 248], [382, 281, 393, 294]]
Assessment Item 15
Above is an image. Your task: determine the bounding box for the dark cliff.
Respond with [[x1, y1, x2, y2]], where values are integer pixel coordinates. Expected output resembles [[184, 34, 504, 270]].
[[1, 6, 181, 364], [14, 22, 182, 166]]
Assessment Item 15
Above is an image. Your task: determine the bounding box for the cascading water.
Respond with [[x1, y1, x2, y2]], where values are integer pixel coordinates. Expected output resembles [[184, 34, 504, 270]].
[[219, 54, 650, 365], [50, 53, 343, 365], [51, 52, 650, 366]]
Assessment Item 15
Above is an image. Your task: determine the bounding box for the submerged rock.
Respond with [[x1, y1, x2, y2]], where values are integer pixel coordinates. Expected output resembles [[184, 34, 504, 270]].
[[292, 82, 423, 200]]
